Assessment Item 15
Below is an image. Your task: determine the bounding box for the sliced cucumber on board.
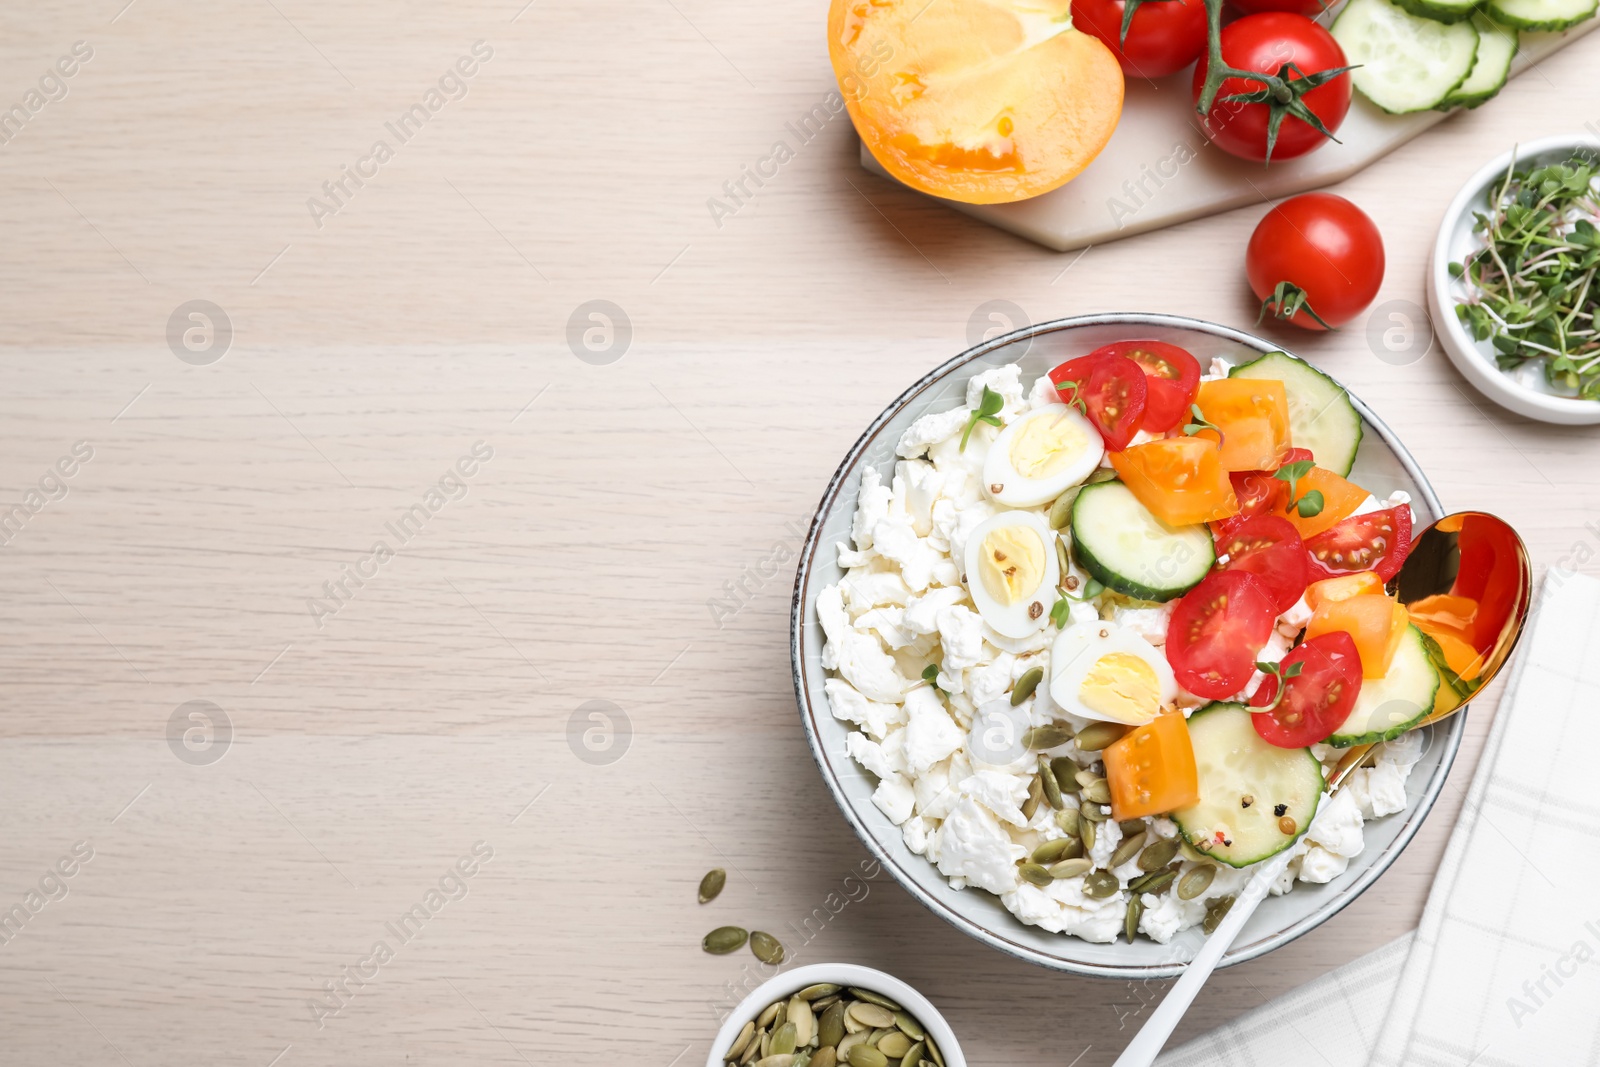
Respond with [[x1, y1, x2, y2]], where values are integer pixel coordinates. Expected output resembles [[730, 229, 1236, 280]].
[[1487, 0, 1597, 31], [1069, 481, 1215, 602], [1439, 15, 1518, 109], [1332, 0, 1480, 114], [1327, 624, 1442, 747], [1171, 703, 1324, 869], [1229, 351, 1363, 477], [1394, 0, 1478, 23]]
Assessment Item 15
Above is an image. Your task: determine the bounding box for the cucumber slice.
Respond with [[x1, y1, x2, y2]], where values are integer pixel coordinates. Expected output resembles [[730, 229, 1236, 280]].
[[1229, 351, 1363, 477], [1439, 16, 1518, 109], [1332, 0, 1479, 114], [1326, 624, 1441, 747], [1069, 481, 1215, 602], [1171, 703, 1324, 869], [1487, 0, 1596, 30], [1394, 0, 1477, 23]]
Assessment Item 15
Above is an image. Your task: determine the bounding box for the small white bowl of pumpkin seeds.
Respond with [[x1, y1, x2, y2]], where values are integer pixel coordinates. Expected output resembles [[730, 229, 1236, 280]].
[[707, 963, 964, 1067]]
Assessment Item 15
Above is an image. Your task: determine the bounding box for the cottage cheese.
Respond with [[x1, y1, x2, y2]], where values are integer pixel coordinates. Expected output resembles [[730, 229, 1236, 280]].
[[821, 360, 1425, 945]]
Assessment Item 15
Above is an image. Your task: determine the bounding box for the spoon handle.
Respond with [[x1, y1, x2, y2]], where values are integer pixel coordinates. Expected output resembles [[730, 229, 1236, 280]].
[[1109, 849, 1292, 1067]]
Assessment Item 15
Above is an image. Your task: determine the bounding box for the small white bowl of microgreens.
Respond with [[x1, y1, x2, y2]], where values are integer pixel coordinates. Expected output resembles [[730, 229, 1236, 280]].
[[1430, 133, 1600, 425], [706, 963, 965, 1067]]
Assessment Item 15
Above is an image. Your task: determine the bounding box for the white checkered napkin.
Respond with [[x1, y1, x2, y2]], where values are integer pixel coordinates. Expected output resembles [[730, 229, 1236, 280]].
[[1371, 570, 1600, 1067]]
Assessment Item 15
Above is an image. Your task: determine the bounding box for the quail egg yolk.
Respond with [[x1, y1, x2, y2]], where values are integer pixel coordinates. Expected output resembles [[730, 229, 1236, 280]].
[[1079, 652, 1162, 722], [1009, 412, 1091, 480], [977, 525, 1045, 605]]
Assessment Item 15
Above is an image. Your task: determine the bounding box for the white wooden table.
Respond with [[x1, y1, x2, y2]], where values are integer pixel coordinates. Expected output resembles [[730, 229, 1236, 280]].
[[0, 3, 1595, 1064]]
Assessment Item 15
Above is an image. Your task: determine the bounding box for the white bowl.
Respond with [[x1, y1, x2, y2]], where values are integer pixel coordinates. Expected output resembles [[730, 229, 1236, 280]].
[[1429, 132, 1600, 425], [705, 963, 965, 1067], [790, 313, 1464, 979]]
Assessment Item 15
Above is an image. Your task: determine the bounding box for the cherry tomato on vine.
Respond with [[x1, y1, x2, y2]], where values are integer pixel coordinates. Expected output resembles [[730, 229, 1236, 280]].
[[1247, 193, 1386, 330], [1073, 0, 1209, 79], [1191, 13, 1352, 163]]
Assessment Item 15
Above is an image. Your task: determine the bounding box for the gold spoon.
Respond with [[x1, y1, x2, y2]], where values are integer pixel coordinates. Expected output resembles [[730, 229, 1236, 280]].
[[1112, 511, 1532, 1067]]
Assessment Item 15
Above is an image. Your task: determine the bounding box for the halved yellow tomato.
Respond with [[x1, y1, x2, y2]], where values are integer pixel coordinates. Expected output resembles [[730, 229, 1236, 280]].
[[827, 0, 1124, 204], [1275, 465, 1369, 539], [1109, 436, 1240, 526], [1193, 379, 1292, 472], [1305, 593, 1409, 679]]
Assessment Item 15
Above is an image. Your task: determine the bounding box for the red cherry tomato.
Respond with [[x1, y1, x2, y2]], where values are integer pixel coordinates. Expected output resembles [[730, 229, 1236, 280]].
[[1191, 14, 1352, 163], [1073, 0, 1209, 79], [1304, 506, 1413, 582], [1087, 340, 1202, 433], [1048, 354, 1148, 450], [1230, 0, 1331, 14], [1216, 515, 1310, 614], [1249, 631, 1363, 747], [1211, 448, 1313, 540], [1247, 193, 1386, 331], [1166, 570, 1278, 701]]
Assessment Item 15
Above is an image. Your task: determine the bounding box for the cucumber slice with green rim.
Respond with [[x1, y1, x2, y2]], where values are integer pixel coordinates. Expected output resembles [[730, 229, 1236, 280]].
[[1069, 481, 1215, 602], [1170, 703, 1324, 869], [1487, 0, 1596, 30], [1326, 624, 1441, 747], [1228, 351, 1363, 477], [1394, 0, 1477, 23], [1438, 15, 1518, 109], [1332, 0, 1479, 114]]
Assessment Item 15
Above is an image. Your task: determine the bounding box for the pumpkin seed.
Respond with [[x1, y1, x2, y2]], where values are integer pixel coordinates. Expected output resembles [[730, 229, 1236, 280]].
[[1203, 894, 1236, 934], [1023, 724, 1074, 750], [1055, 535, 1071, 578], [837, 1032, 868, 1055], [756, 1057, 796, 1067], [846, 1048, 887, 1067], [1080, 816, 1097, 852], [1048, 857, 1093, 879], [812, 1050, 837, 1067], [1038, 756, 1064, 810], [1128, 869, 1175, 895], [741, 1037, 762, 1066], [1011, 667, 1043, 706], [1073, 722, 1126, 750], [1177, 864, 1216, 901], [1073, 769, 1102, 789], [1048, 491, 1076, 530], [727, 1021, 757, 1060], [699, 867, 727, 904], [1082, 779, 1112, 805], [1018, 862, 1053, 887], [789, 997, 815, 1046], [899, 1041, 925, 1067], [1054, 808, 1081, 836], [893, 1012, 924, 1041], [1079, 801, 1108, 823], [1021, 774, 1043, 822], [812, 995, 840, 1012], [1110, 831, 1147, 868], [1125, 896, 1145, 941], [1138, 838, 1180, 872], [819, 1002, 846, 1047], [799, 983, 842, 1001], [847, 1002, 897, 1029], [877, 1032, 912, 1059], [751, 931, 786, 965], [1051, 757, 1080, 793], [1118, 819, 1146, 835], [1032, 837, 1075, 864], [760, 1001, 785, 1028], [771, 1022, 798, 1055], [1083, 870, 1119, 899], [704, 926, 749, 954], [866, 1028, 892, 1048], [927, 1039, 946, 1067]]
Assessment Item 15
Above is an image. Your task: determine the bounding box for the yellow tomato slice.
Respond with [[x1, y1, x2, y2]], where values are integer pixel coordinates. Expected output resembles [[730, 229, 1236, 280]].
[[1305, 594, 1409, 679], [1305, 571, 1385, 610], [1109, 436, 1240, 526], [1193, 380, 1293, 472], [1104, 711, 1199, 821], [827, 0, 1123, 204], [1276, 466, 1369, 539]]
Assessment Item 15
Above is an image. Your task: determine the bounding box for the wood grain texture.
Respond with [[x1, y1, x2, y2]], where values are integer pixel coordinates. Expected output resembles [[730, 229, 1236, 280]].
[[0, 1, 1597, 1064]]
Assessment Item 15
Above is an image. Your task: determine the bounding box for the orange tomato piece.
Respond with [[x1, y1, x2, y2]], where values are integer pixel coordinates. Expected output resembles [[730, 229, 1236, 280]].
[[827, 0, 1124, 204], [1304, 571, 1385, 610], [1104, 711, 1199, 821], [1193, 380, 1292, 472], [1273, 466, 1369, 539], [1109, 436, 1240, 527], [1305, 593, 1409, 679]]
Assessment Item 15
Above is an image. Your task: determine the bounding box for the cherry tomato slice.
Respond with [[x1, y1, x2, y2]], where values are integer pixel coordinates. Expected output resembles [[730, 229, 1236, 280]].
[[1165, 570, 1277, 701], [1249, 630, 1362, 747], [1211, 447, 1313, 540], [1216, 515, 1309, 614], [1087, 340, 1201, 433], [1304, 506, 1413, 582], [1049, 354, 1148, 450]]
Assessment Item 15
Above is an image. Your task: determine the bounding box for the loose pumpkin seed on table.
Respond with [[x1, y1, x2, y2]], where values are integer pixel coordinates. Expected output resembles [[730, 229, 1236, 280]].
[[751, 930, 786, 965], [704, 926, 749, 954], [699, 867, 727, 904]]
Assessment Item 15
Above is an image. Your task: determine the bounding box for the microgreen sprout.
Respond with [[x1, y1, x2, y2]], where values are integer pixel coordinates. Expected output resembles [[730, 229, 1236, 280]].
[[1183, 403, 1225, 444], [960, 386, 1005, 451], [1251, 659, 1305, 713], [922, 663, 944, 694], [1273, 459, 1325, 518], [1054, 379, 1090, 416]]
